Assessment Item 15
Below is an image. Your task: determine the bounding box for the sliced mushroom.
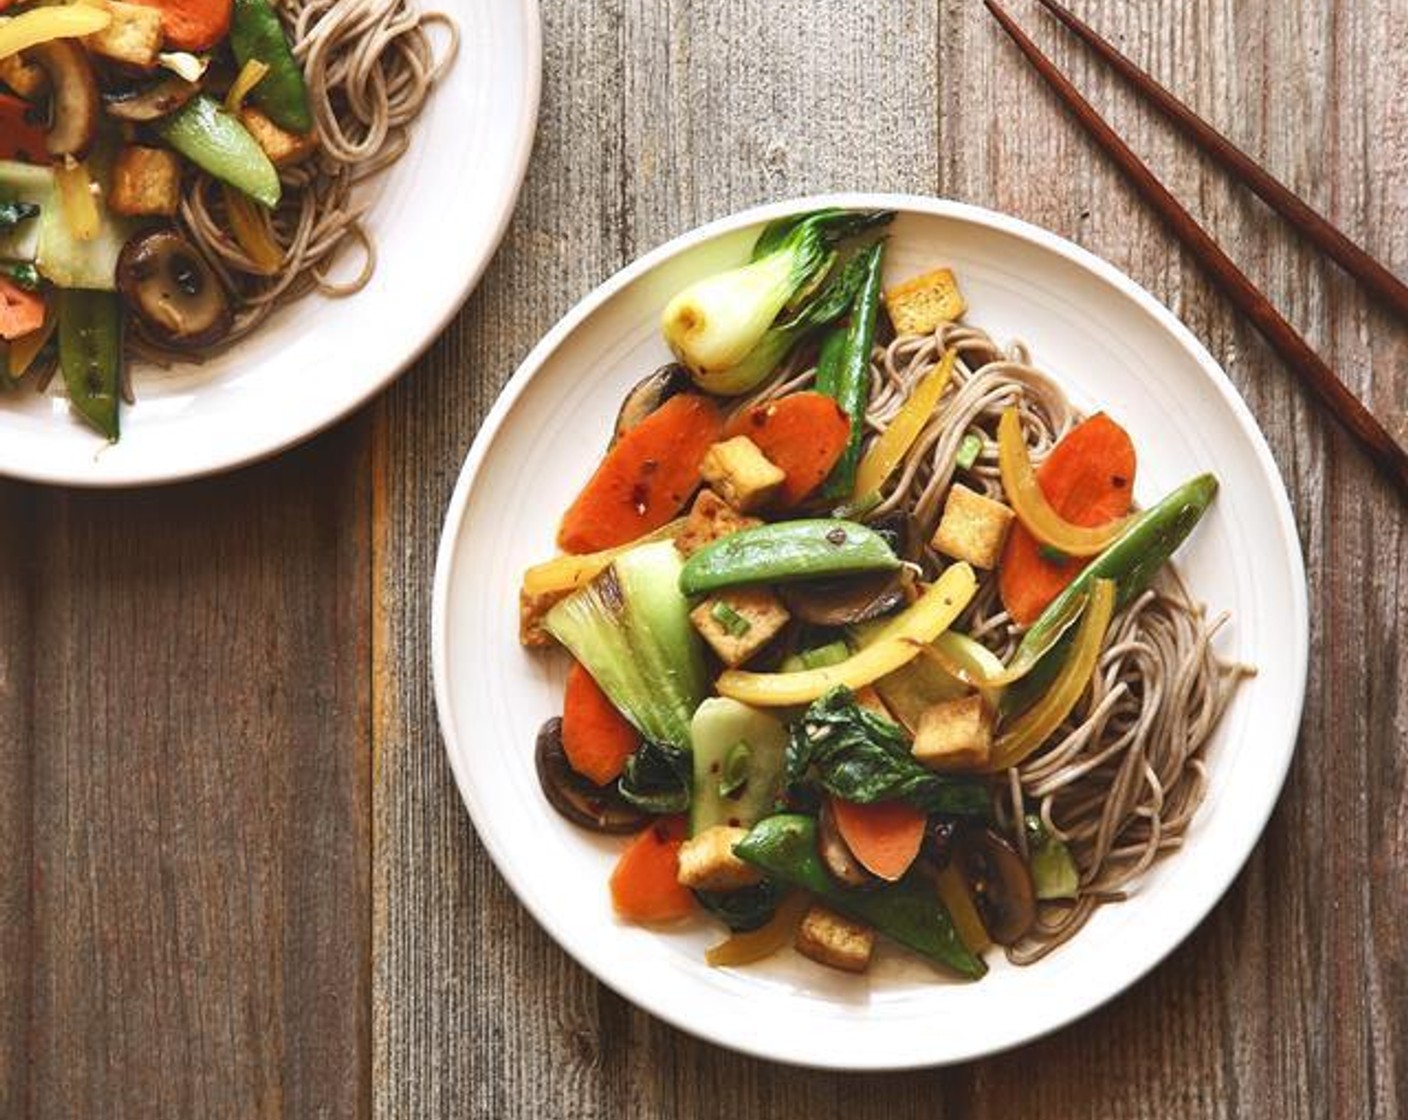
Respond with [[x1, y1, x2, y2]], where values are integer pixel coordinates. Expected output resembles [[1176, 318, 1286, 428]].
[[921, 817, 958, 869], [780, 569, 906, 626], [103, 75, 200, 122], [535, 717, 648, 834], [25, 40, 100, 158], [952, 827, 1037, 945], [612, 363, 690, 443], [116, 229, 233, 350], [816, 800, 873, 888]]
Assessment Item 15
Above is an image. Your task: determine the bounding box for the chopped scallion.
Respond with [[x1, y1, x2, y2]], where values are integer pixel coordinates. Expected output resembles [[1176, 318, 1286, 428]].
[[711, 599, 752, 637]]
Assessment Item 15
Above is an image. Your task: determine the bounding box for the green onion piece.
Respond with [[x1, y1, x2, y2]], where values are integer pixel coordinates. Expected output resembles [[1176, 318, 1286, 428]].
[[711, 599, 752, 637], [719, 741, 752, 798], [799, 640, 851, 670], [956, 431, 983, 470]]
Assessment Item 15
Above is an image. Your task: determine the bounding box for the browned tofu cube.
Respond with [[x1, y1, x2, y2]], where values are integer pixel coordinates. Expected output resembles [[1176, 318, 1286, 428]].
[[853, 685, 893, 721], [674, 488, 761, 557], [690, 587, 790, 667], [883, 267, 967, 336], [0, 52, 48, 100], [84, 0, 165, 68], [930, 483, 1015, 569], [676, 826, 762, 892], [108, 146, 182, 217], [239, 106, 317, 168], [912, 694, 992, 771], [699, 436, 785, 512], [795, 905, 874, 973], [518, 585, 565, 649]]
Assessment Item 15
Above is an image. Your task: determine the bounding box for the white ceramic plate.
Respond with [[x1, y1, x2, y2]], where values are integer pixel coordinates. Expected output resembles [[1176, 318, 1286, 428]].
[[0, 0, 540, 487], [432, 194, 1308, 1069]]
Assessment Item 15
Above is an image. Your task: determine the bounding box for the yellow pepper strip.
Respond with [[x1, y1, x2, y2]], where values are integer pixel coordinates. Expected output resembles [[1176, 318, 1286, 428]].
[[934, 863, 991, 955], [852, 347, 956, 499], [223, 186, 283, 273], [988, 578, 1116, 771], [997, 407, 1130, 558], [705, 891, 809, 967], [226, 59, 270, 113], [521, 519, 686, 598], [0, 6, 111, 60], [53, 158, 100, 242], [975, 591, 1088, 688], [8, 302, 57, 381], [717, 562, 978, 707]]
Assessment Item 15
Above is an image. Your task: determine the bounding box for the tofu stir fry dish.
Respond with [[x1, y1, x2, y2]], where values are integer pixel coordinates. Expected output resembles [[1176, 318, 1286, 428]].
[[521, 208, 1254, 980], [0, 0, 453, 440]]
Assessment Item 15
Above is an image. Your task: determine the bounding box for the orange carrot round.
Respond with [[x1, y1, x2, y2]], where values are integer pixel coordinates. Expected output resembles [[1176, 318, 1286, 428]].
[[558, 393, 723, 553], [0, 277, 45, 343], [608, 817, 694, 923], [829, 796, 927, 882], [724, 391, 851, 508], [561, 661, 641, 786], [130, 0, 233, 51], [998, 413, 1136, 625]]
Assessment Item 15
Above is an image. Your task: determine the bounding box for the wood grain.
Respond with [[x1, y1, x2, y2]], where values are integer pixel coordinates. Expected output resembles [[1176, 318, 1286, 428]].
[[371, 0, 1405, 1118], [0, 426, 374, 1118]]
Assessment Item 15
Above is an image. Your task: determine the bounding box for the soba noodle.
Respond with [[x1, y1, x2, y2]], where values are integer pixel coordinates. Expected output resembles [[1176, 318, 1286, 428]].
[[738, 321, 1252, 963]]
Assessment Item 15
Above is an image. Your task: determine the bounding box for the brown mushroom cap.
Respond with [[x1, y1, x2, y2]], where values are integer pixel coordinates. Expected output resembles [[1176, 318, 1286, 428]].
[[780, 569, 907, 626], [535, 717, 648, 834], [952, 827, 1037, 945], [103, 75, 200, 123], [116, 229, 233, 350], [24, 39, 99, 158]]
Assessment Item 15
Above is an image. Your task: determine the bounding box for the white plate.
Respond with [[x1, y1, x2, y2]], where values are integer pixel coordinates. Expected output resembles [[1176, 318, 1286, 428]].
[[0, 0, 540, 487], [432, 194, 1308, 1069]]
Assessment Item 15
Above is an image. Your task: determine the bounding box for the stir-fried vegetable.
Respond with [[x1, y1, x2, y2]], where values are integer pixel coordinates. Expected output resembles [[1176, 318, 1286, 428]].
[[723, 390, 851, 507], [705, 890, 809, 967], [52, 159, 99, 241], [661, 208, 891, 391], [57, 289, 122, 441], [1025, 815, 1079, 900], [817, 239, 885, 498], [990, 578, 1116, 770], [0, 6, 111, 59], [853, 347, 956, 498], [231, 0, 313, 132], [735, 813, 987, 979], [156, 95, 281, 207], [716, 563, 978, 706], [998, 407, 1131, 557], [689, 698, 788, 833], [523, 518, 685, 598], [0, 274, 43, 339], [678, 518, 900, 596]]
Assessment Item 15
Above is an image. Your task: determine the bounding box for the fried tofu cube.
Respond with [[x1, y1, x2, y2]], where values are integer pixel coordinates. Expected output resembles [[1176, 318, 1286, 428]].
[[912, 694, 992, 771], [675, 488, 761, 557], [0, 52, 48, 100], [239, 106, 318, 168], [795, 905, 875, 973], [884, 266, 967, 336], [108, 146, 181, 217], [690, 587, 790, 667], [931, 483, 1015, 569], [699, 436, 785, 513], [84, 0, 165, 68], [518, 585, 565, 649], [676, 825, 762, 892], [853, 685, 892, 721]]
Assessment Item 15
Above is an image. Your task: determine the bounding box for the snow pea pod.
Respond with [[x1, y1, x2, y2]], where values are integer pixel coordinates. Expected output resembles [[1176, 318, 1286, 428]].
[[735, 813, 987, 979], [58, 289, 121, 441], [157, 96, 281, 208], [678, 518, 900, 596], [231, 0, 313, 133]]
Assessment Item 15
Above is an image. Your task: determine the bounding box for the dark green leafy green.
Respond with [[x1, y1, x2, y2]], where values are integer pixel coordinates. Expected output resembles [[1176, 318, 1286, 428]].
[[617, 738, 691, 815], [786, 688, 992, 818], [694, 877, 787, 932]]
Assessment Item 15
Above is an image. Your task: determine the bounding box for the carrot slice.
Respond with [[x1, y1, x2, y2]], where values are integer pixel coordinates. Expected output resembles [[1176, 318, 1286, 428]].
[[998, 413, 1136, 625], [0, 93, 48, 164], [724, 391, 851, 508], [608, 817, 694, 923], [128, 0, 232, 51], [558, 393, 723, 553], [829, 796, 927, 882], [561, 661, 641, 786], [0, 277, 45, 343]]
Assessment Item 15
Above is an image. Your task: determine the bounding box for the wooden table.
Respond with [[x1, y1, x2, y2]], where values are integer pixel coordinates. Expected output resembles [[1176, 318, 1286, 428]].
[[2, 1, 1403, 1115]]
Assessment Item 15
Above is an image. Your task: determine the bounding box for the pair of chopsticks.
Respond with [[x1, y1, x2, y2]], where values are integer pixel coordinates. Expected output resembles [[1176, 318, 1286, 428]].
[[984, 0, 1408, 496]]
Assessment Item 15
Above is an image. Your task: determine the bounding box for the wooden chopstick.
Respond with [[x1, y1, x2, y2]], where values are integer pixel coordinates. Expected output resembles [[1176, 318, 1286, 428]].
[[983, 0, 1408, 496], [1033, 0, 1408, 324]]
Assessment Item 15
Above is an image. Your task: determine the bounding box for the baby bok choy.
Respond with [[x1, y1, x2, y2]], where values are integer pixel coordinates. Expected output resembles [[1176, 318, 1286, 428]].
[[661, 208, 892, 395], [545, 540, 709, 813]]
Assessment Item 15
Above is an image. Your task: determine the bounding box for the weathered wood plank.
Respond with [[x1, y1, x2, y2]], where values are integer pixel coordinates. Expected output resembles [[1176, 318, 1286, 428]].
[[3, 423, 373, 1119]]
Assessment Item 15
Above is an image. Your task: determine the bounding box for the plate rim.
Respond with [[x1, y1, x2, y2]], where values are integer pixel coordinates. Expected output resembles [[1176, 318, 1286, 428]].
[[1, 0, 543, 489], [431, 191, 1310, 1069]]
